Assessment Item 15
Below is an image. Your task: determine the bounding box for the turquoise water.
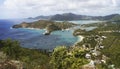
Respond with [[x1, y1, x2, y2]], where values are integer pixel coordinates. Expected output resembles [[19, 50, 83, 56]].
[[52, 30, 76, 43], [18, 28, 78, 50]]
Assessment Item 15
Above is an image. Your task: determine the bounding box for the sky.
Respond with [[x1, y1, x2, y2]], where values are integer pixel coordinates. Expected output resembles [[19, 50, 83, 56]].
[[0, 0, 120, 19]]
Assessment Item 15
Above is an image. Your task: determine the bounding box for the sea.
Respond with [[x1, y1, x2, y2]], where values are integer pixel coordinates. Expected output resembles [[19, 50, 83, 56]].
[[0, 19, 99, 50]]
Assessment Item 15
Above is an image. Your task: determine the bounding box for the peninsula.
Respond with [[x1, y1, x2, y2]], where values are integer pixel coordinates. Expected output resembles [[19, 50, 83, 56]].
[[12, 20, 77, 35]]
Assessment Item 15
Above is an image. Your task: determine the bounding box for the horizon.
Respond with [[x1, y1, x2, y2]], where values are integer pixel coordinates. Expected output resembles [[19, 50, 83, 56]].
[[0, 0, 120, 19], [0, 13, 120, 20]]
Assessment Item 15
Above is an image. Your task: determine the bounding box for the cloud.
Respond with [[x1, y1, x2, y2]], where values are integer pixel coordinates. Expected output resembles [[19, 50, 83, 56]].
[[0, 0, 120, 18]]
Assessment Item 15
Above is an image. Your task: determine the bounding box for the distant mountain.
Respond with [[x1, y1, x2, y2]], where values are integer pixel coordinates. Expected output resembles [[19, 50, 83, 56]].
[[28, 16, 51, 20], [103, 14, 120, 21], [28, 13, 120, 21], [50, 13, 94, 20]]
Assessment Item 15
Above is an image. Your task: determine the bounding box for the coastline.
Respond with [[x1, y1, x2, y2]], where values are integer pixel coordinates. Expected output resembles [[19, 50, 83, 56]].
[[74, 35, 84, 45]]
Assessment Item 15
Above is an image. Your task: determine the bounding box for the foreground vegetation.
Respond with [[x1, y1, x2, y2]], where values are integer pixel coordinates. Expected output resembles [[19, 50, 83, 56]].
[[0, 39, 50, 69], [0, 39, 89, 69]]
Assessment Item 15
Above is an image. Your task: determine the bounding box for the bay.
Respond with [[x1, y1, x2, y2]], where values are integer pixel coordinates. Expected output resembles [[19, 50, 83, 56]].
[[0, 19, 99, 50]]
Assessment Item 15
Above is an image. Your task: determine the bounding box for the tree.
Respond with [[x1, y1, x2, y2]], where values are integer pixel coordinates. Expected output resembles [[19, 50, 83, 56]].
[[1, 38, 21, 60], [50, 46, 88, 69]]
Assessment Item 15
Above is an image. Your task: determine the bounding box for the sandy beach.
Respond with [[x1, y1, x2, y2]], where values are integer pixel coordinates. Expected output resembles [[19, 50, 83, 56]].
[[77, 35, 84, 42], [74, 35, 84, 45]]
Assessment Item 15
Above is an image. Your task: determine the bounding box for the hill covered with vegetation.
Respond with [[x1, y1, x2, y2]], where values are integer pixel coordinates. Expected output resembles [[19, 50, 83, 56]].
[[73, 21, 120, 68]]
